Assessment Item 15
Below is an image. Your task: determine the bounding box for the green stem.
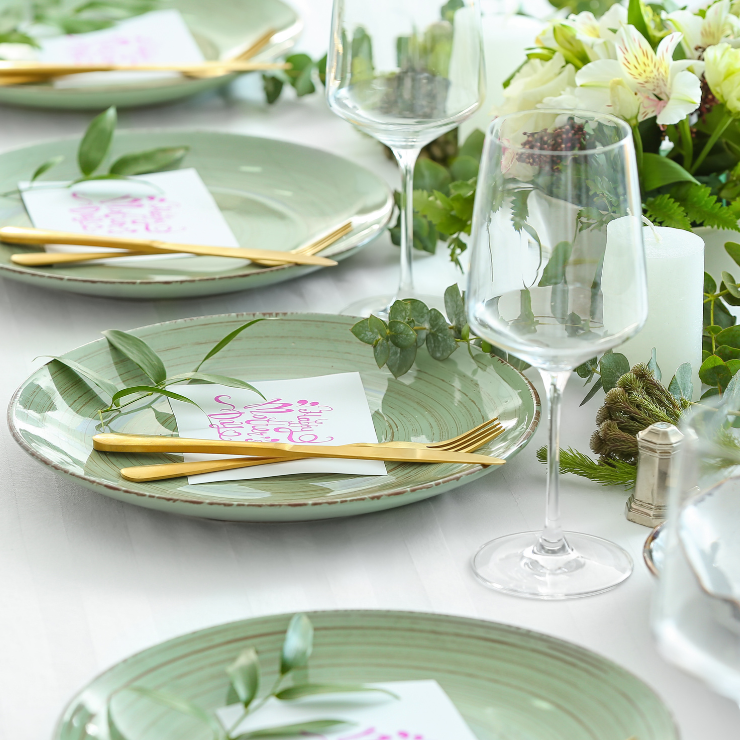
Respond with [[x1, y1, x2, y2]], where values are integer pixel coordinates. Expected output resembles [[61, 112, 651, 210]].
[[711, 296, 717, 354], [632, 124, 644, 186], [678, 118, 693, 171], [691, 113, 734, 174]]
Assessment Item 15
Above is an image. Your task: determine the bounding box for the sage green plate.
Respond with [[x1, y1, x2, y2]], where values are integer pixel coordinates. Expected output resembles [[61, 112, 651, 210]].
[[0, 131, 393, 299], [53, 610, 678, 740], [9, 313, 539, 522], [0, 0, 301, 110]]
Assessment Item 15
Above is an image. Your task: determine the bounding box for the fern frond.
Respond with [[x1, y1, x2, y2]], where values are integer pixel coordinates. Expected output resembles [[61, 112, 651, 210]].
[[644, 194, 691, 230], [672, 183, 740, 230], [536, 446, 637, 489], [510, 189, 530, 233]]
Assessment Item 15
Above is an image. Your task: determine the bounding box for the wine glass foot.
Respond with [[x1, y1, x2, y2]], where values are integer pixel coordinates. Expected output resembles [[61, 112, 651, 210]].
[[472, 531, 633, 600], [341, 292, 445, 319]]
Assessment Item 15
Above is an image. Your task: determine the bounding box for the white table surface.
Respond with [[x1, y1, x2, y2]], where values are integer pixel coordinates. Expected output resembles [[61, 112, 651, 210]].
[[0, 2, 738, 738]]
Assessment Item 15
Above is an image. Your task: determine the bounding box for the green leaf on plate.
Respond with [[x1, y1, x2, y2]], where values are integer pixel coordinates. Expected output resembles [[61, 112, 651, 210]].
[[668, 362, 693, 400], [236, 720, 351, 739], [388, 300, 412, 324], [109, 146, 189, 176], [166, 373, 264, 398], [110, 385, 201, 409], [368, 314, 388, 338], [444, 283, 466, 332], [194, 319, 267, 371], [373, 337, 390, 368], [103, 329, 167, 384], [227, 647, 260, 708], [538, 241, 572, 287], [280, 614, 313, 675], [426, 308, 457, 361], [387, 343, 417, 377], [128, 686, 222, 736], [31, 155, 64, 182], [42, 356, 119, 398], [388, 320, 417, 349], [405, 298, 430, 346], [352, 318, 379, 345], [276, 683, 398, 700], [78, 106, 117, 176]]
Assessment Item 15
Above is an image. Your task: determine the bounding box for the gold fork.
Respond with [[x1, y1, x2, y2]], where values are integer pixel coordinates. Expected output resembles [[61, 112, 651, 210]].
[[250, 222, 353, 267], [117, 417, 505, 482]]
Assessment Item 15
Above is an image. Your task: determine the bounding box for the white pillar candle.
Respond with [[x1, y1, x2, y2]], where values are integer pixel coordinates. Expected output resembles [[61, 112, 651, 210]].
[[618, 225, 704, 397], [459, 12, 545, 141]]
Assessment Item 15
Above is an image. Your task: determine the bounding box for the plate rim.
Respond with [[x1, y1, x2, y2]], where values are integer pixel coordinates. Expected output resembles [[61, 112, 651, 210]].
[[51, 608, 679, 740], [0, 129, 394, 287], [8, 311, 541, 510]]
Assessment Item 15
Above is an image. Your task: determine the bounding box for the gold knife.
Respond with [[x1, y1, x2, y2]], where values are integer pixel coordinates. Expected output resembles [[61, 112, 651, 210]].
[[93, 433, 505, 466], [2, 227, 337, 267]]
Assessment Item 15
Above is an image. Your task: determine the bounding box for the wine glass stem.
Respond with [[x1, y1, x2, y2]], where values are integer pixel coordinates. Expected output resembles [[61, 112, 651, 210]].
[[537, 369, 571, 555], [392, 147, 421, 297]]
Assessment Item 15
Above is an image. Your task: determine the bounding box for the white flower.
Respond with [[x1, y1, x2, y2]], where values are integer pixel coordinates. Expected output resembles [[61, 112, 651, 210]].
[[542, 79, 641, 125], [704, 42, 740, 113], [575, 26, 702, 125], [569, 5, 627, 60], [667, 0, 740, 59], [498, 52, 576, 117]]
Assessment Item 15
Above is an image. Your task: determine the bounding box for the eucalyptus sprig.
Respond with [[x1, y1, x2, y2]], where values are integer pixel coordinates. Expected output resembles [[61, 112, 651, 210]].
[[108, 614, 396, 740], [45, 319, 268, 423], [262, 52, 326, 105], [25, 105, 189, 190], [351, 284, 527, 379]]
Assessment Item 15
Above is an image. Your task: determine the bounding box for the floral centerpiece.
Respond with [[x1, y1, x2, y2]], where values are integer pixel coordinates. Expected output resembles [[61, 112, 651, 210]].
[[498, 0, 740, 233]]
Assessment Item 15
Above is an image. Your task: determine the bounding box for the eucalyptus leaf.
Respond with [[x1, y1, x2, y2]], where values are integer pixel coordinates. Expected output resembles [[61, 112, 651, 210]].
[[276, 683, 398, 701], [716, 345, 740, 361], [351, 319, 378, 345], [373, 337, 390, 368], [647, 347, 662, 381], [426, 308, 457, 361], [576, 357, 598, 380], [109, 146, 189, 176], [716, 325, 740, 349], [723, 271, 740, 299], [388, 320, 417, 349], [280, 614, 313, 675], [388, 300, 412, 324], [600, 351, 630, 391], [725, 241, 740, 268], [538, 241, 572, 287], [368, 314, 388, 338], [103, 329, 167, 384], [31, 155, 64, 182], [78, 106, 117, 176], [386, 343, 417, 377], [227, 647, 260, 708], [194, 319, 267, 371], [263, 73, 285, 104], [236, 720, 351, 738], [110, 385, 202, 409], [405, 298, 430, 346], [128, 686, 223, 736], [699, 355, 733, 389], [668, 362, 693, 401], [444, 283, 466, 332], [43, 356, 119, 398]]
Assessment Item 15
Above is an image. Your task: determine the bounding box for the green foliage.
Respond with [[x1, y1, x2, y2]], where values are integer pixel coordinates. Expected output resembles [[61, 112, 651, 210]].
[[113, 614, 391, 740], [46, 319, 268, 422], [262, 52, 327, 105], [21, 106, 189, 189], [351, 284, 528, 378], [643, 193, 693, 230], [537, 446, 637, 488]]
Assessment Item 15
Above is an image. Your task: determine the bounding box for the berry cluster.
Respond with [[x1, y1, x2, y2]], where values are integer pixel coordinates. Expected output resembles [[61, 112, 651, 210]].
[[517, 121, 588, 168], [698, 77, 719, 123]]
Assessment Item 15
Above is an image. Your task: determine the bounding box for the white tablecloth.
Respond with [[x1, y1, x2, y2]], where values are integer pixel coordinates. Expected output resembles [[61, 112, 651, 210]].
[[1, 2, 738, 737]]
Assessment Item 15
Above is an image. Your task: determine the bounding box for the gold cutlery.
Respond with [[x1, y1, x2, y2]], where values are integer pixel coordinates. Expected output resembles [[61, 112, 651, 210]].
[[118, 418, 505, 481], [93, 430, 506, 468], [250, 222, 353, 267], [3, 227, 338, 268]]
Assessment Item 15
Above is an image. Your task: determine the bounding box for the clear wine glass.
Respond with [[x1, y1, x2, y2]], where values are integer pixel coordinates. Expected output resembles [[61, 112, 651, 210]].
[[653, 396, 740, 704], [326, 0, 485, 317], [466, 108, 648, 599]]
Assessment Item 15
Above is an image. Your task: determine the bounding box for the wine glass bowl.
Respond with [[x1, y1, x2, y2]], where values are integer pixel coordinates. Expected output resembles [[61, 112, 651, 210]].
[[326, 0, 485, 316], [466, 108, 648, 599]]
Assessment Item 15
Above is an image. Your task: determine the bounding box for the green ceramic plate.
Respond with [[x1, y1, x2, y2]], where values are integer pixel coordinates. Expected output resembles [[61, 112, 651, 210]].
[[0, 0, 301, 110], [9, 313, 539, 522], [53, 610, 678, 740], [0, 131, 393, 299]]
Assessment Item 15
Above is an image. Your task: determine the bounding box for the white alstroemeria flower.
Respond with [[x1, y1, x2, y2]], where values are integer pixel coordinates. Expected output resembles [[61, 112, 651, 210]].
[[667, 0, 740, 59], [497, 52, 576, 116], [704, 42, 740, 113], [576, 26, 702, 125], [541, 79, 641, 125]]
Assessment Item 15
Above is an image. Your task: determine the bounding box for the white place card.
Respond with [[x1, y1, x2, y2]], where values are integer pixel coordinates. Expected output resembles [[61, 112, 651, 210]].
[[168, 373, 387, 483], [38, 9, 205, 88], [219, 680, 479, 740], [20, 168, 239, 263]]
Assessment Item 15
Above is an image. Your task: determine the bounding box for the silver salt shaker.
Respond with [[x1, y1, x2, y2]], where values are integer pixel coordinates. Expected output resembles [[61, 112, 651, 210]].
[[625, 422, 684, 527]]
